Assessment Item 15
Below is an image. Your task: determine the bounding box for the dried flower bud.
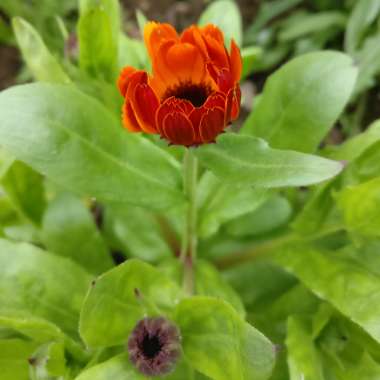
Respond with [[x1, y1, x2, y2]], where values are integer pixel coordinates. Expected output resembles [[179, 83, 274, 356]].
[[127, 317, 181, 376]]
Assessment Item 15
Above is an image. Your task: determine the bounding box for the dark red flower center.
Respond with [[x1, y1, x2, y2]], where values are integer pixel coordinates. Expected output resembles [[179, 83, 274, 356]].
[[128, 317, 181, 376], [142, 334, 162, 359], [164, 82, 212, 107]]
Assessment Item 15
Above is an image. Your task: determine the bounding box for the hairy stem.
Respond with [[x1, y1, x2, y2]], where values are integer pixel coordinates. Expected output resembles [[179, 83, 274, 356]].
[[180, 148, 198, 294]]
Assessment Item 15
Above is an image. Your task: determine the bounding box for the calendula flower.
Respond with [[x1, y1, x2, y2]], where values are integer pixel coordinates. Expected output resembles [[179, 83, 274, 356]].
[[118, 22, 242, 146], [128, 317, 181, 376]]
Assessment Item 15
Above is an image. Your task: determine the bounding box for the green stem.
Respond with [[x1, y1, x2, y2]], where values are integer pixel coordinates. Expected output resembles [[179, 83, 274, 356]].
[[180, 149, 198, 294]]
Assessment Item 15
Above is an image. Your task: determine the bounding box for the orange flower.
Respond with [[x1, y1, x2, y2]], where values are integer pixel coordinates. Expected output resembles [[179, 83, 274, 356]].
[[118, 22, 242, 146]]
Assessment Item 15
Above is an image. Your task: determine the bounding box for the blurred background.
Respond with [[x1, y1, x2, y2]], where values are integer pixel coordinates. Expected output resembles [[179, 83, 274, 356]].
[[1, 0, 380, 141]]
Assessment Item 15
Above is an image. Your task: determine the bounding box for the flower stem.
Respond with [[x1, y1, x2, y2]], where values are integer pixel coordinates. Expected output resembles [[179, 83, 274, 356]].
[[180, 148, 198, 295]]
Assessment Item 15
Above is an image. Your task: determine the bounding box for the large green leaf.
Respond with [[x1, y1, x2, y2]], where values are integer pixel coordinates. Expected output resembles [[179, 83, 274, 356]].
[[42, 193, 113, 274], [278, 11, 346, 42], [1, 161, 46, 226], [276, 243, 380, 344], [0, 239, 92, 338], [103, 203, 172, 262], [337, 177, 380, 241], [75, 354, 144, 380], [197, 171, 268, 238], [0, 311, 87, 362], [78, 0, 120, 82], [242, 51, 358, 153], [196, 134, 343, 188], [12, 17, 70, 84], [79, 259, 182, 348], [226, 194, 292, 237], [198, 0, 242, 46], [175, 296, 275, 380], [0, 83, 183, 210]]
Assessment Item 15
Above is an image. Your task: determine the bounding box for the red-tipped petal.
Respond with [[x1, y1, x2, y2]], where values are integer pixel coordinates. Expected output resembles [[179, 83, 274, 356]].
[[162, 112, 195, 146], [204, 91, 226, 109], [231, 85, 241, 120], [122, 100, 142, 132], [133, 83, 160, 133], [199, 107, 225, 143], [189, 107, 206, 144], [230, 39, 242, 82], [156, 97, 194, 135], [118, 67, 138, 96]]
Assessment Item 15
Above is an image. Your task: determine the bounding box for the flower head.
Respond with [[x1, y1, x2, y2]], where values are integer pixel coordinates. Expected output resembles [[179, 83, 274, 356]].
[[118, 22, 242, 146], [127, 317, 181, 376]]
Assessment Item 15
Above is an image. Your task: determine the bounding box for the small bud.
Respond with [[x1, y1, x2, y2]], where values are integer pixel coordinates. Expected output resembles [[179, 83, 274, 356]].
[[127, 317, 181, 376]]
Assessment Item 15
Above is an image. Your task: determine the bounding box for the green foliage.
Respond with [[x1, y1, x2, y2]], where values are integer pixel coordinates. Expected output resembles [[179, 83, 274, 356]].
[[0, 1, 379, 379], [198, 0, 243, 45], [196, 133, 343, 187], [242, 51, 358, 153]]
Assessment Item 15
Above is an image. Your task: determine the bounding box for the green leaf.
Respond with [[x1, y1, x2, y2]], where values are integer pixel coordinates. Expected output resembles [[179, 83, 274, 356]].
[[224, 261, 296, 310], [0, 339, 39, 380], [197, 171, 268, 238], [352, 33, 380, 97], [75, 354, 144, 380], [291, 179, 342, 237], [198, 0, 243, 46], [226, 194, 292, 237], [196, 134, 343, 188], [276, 243, 380, 344], [160, 259, 245, 315], [0, 83, 183, 210], [175, 296, 275, 380], [1, 161, 46, 226], [241, 46, 262, 79], [196, 261, 245, 316], [12, 17, 70, 84], [242, 51, 358, 153], [42, 193, 113, 274], [78, 0, 120, 82], [337, 177, 380, 241], [0, 311, 88, 362], [103, 203, 172, 262], [244, 0, 303, 44], [0, 238, 92, 338], [278, 11, 346, 42], [286, 316, 324, 380], [29, 341, 66, 378], [79, 259, 182, 348], [344, 0, 380, 54], [351, 140, 380, 182], [118, 33, 149, 70], [323, 119, 380, 161]]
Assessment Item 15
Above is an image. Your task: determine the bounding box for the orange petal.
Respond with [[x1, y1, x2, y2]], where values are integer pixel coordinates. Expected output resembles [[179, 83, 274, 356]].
[[181, 25, 208, 58], [207, 64, 234, 94], [118, 66, 137, 96], [200, 24, 224, 44], [132, 83, 160, 133], [162, 112, 196, 146], [202, 34, 229, 69], [199, 106, 225, 143], [154, 41, 206, 86], [122, 100, 142, 132], [144, 22, 178, 61], [230, 39, 242, 82]]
